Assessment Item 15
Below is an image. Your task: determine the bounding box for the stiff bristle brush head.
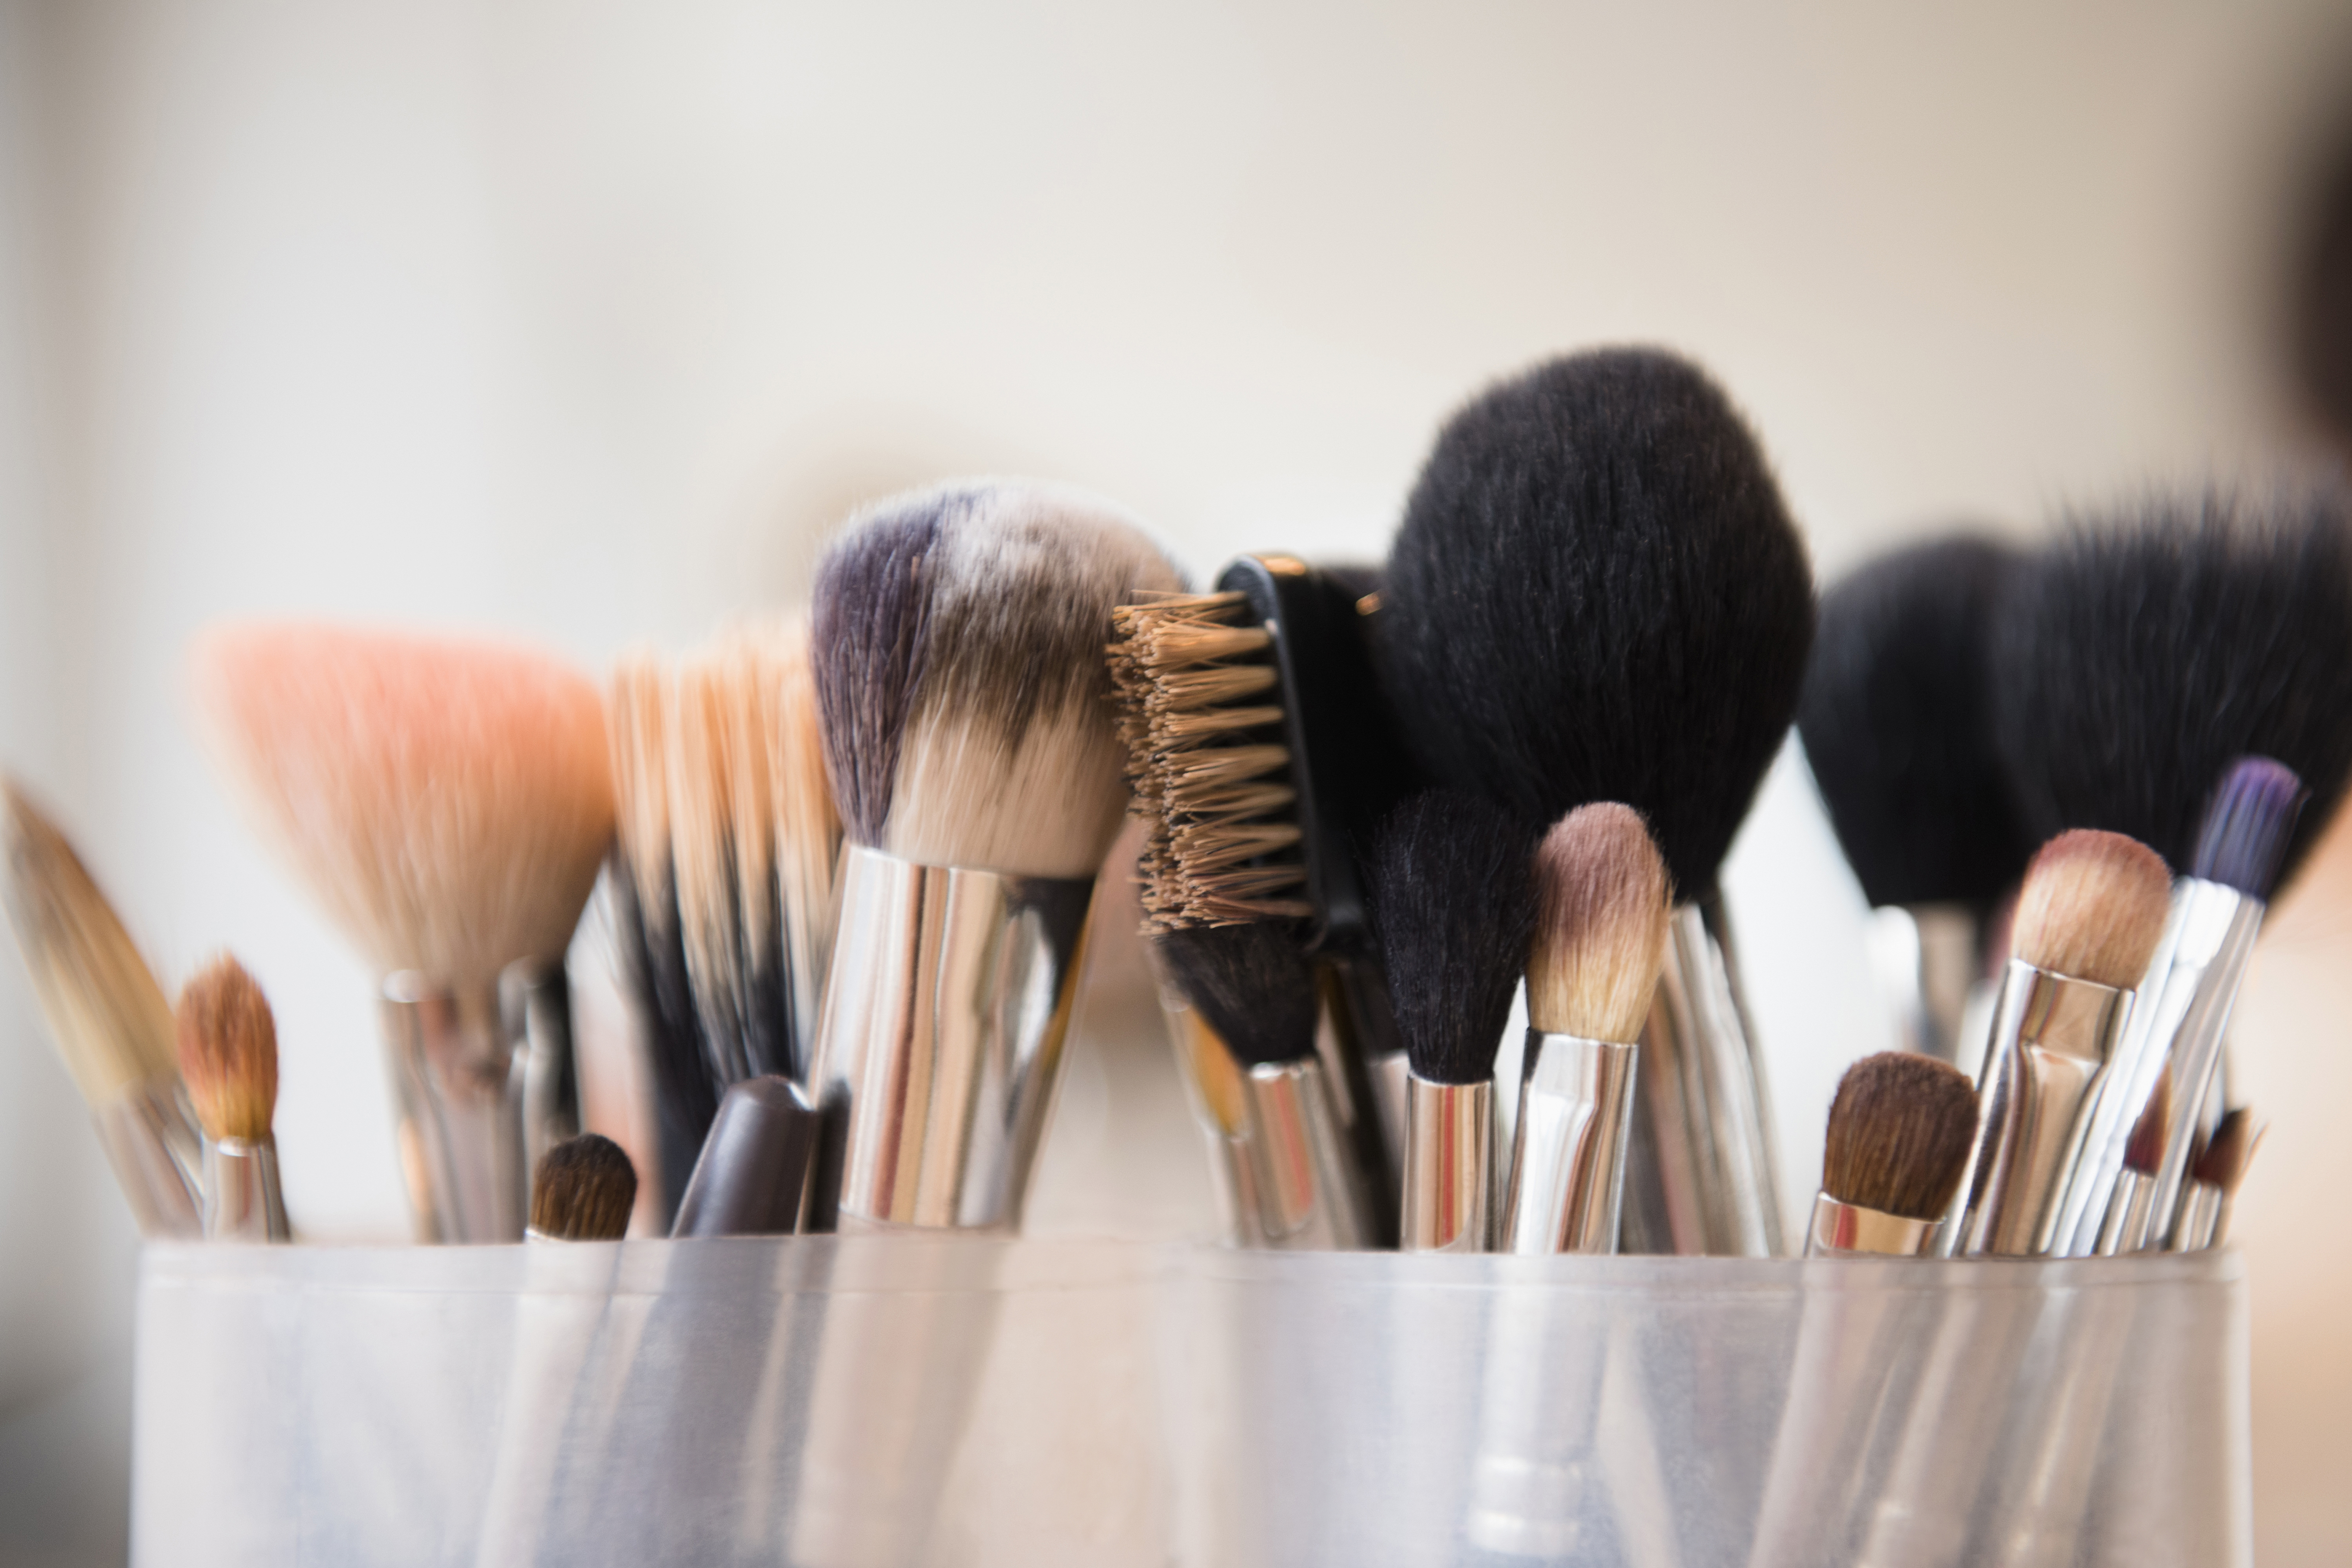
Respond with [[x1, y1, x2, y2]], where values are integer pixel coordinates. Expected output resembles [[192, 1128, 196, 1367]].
[[1990, 487, 2352, 897], [1150, 920, 1319, 1068], [1378, 347, 1815, 897], [2009, 829, 2172, 989], [2190, 756, 2308, 901], [1527, 803, 1672, 1045], [192, 623, 616, 985], [1, 778, 179, 1104], [1797, 535, 2035, 908], [812, 480, 1183, 879], [530, 1132, 638, 1241], [1363, 788, 1539, 1086], [1822, 1052, 1980, 1221], [175, 954, 277, 1144]]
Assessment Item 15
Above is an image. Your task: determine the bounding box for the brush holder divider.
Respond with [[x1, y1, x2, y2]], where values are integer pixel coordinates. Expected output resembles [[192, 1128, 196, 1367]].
[[132, 1239, 2246, 1567]]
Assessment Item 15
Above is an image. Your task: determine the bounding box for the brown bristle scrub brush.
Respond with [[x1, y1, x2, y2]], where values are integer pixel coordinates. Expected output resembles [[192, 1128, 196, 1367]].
[[193, 624, 615, 1242]]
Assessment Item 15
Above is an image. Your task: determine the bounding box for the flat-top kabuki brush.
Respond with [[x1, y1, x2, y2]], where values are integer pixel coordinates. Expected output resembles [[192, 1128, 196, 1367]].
[[1503, 803, 1668, 1255], [1810, 1052, 1978, 1257], [808, 480, 1181, 1231], [1365, 787, 1538, 1252], [1957, 830, 2171, 1257], [1797, 536, 2034, 1068], [1379, 346, 1816, 1257], [1, 779, 201, 1236], [193, 624, 615, 1242], [175, 955, 289, 1242]]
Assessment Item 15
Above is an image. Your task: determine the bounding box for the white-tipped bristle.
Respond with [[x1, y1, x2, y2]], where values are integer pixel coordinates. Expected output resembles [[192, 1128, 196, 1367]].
[[668, 643, 774, 1056], [192, 623, 616, 985], [1526, 803, 1672, 1043], [608, 647, 674, 921], [2011, 828, 2172, 989], [1, 779, 179, 1105]]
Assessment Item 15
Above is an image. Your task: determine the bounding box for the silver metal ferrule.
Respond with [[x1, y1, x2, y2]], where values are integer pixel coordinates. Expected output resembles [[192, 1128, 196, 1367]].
[[90, 1078, 204, 1239], [1865, 902, 1981, 1067], [2051, 877, 2261, 1257], [1621, 899, 1785, 1256], [1958, 960, 2131, 1257], [809, 844, 1094, 1232], [200, 1134, 288, 1242], [501, 957, 580, 1184], [2171, 1180, 2228, 1251], [1807, 1191, 1936, 1257], [2093, 1167, 2160, 1255], [1401, 1072, 1493, 1252], [1158, 993, 1265, 1246], [1502, 1030, 1636, 1255], [1237, 1059, 1372, 1249], [381, 974, 530, 1243]]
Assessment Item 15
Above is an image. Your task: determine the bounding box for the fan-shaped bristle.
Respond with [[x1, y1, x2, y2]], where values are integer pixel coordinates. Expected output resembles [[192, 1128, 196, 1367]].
[[2009, 830, 2172, 988], [1990, 488, 2352, 897], [812, 481, 1182, 878], [1821, 1052, 1980, 1220], [1151, 921, 1318, 1068], [2190, 757, 2308, 900], [530, 1133, 638, 1241], [1797, 535, 2035, 908], [1377, 347, 1815, 896], [1363, 789, 1538, 1085], [191, 623, 616, 985], [0, 779, 179, 1105], [1527, 804, 1672, 1044], [175, 954, 278, 1143]]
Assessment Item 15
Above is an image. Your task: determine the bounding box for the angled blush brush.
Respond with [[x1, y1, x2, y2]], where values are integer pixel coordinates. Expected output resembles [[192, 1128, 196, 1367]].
[[1379, 346, 1816, 1257]]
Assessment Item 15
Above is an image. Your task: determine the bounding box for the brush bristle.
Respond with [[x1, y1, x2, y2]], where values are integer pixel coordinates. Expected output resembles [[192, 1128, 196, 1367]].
[[1821, 1052, 1980, 1220], [1363, 788, 1538, 1085], [192, 623, 616, 985], [2190, 757, 2307, 899], [2191, 1108, 2258, 1195], [811, 480, 1183, 878], [1108, 591, 1306, 928], [2009, 830, 2172, 988], [2123, 1071, 2171, 1177], [1527, 804, 1671, 1044], [1990, 487, 2352, 896], [1377, 348, 1815, 896], [530, 1132, 638, 1241], [1151, 921, 1318, 1068], [0, 778, 179, 1105], [175, 954, 277, 1143], [1797, 535, 2035, 908]]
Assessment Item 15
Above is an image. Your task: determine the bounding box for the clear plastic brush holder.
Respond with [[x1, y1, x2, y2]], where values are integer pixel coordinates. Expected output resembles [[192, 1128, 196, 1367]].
[[132, 1241, 2246, 1567]]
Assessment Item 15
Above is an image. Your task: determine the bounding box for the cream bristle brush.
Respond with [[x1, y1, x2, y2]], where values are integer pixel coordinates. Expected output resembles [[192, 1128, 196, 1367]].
[[175, 954, 289, 1242], [193, 623, 614, 1242], [1, 777, 202, 1235]]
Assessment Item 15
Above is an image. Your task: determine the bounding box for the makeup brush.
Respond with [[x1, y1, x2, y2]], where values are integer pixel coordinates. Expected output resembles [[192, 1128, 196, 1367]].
[[2093, 1071, 2171, 1255], [174, 954, 288, 1242], [528, 1132, 638, 1242], [1364, 787, 1538, 1252], [670, 1076, 821, 1237], [1809, 1053, 1978, 1257], [192, 623, 615, 1242], [1502, 803, 1668, 1255], [807, 479, 1181, 1231], [1956, 830, 2171, 1257], [1796, 536, 2034, 1068], [0, 778, 201, 1236], [2172, 1107, 2260, 1251], [1378, 346, 1815, 1257]]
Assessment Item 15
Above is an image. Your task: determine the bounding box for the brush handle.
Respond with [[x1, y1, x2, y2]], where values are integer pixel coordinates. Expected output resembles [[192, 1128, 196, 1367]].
[[670, 1074, 820, 1237], [381, 976, 530, 1243], [200, 1135, 288, 1242], [91, 1078, 203, 1239], [1959, 962, 2126, 1256], [502, 959, 581, 1185]]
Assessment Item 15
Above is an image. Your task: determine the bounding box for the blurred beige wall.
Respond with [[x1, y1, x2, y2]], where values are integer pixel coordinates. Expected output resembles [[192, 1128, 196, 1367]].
[[6, 0, 2352, 1559]]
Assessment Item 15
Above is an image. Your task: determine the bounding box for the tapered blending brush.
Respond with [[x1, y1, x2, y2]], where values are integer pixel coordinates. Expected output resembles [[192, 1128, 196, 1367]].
[[0, 779, 202, 1236], [2172, 1107, 2260, 1251], [1502, 804, 1668, 1255], [1809, 1053, 1978, 1257], [2092, 1072, 2170, 1255], [1796, 537, 2034, 1068], [1364, 788, 1538, 1252], [1956, 830, 2171, 1257], [192, 624, 614, 1242], [528, 1132, 638, 1242], [807, 479, 1181, 1231], [174, 955, 289, 1242], [1378, 346, 1815, 1257]]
